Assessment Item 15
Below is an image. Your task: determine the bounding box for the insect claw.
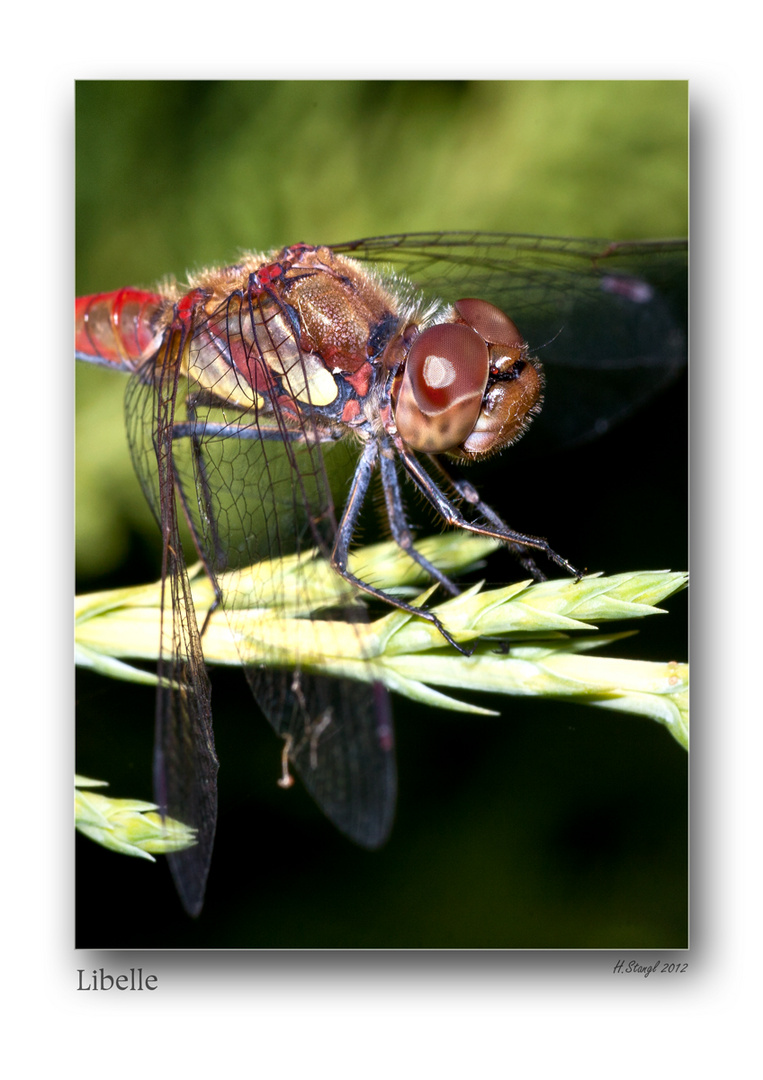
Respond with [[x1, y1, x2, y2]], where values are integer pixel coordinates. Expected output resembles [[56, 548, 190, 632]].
[[427, 612, 471, 656]]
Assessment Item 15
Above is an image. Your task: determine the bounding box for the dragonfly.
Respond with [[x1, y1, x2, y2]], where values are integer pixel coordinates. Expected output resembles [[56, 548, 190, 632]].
[[75, 232, 688, 916]]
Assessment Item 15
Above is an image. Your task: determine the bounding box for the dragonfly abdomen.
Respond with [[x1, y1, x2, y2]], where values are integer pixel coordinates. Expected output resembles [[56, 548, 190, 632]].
[[75, 288, 169, 371]]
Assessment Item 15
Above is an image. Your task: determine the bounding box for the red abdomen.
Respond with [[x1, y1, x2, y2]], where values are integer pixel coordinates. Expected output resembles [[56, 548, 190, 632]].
[[75, 288, 168, 371]]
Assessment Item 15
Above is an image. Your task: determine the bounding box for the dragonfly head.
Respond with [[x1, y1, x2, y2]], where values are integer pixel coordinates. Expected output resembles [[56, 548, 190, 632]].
[[393, 298, 544, 460]]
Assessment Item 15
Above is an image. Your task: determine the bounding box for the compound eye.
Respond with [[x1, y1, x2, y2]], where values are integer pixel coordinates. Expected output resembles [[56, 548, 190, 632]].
[[394, 323, 490, 453], [454, 298, 523, 348]]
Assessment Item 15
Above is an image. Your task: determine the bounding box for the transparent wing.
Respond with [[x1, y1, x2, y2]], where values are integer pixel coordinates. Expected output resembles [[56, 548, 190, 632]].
[[158, 289, 396, 852], [125, 329, 218, 918], [333, 232, 688, 453]]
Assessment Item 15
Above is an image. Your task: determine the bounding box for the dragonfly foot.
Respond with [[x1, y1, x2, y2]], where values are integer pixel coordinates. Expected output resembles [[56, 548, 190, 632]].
[[424, 610, 473, 656]]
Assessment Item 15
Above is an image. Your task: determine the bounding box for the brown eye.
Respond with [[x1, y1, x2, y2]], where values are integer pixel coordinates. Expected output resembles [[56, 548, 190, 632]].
[[394, 323, 489, 453], [454, 298, 523, 348], [458, 355, 543, 458], [446, 298, 544, 459]]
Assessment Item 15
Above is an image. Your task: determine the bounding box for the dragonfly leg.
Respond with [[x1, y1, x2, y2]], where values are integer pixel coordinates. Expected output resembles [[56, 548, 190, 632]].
[[332, 440, 470, 654], [379, 448, 460, 596], [399, 444, 582, 580], [425, 455, 545, 579]]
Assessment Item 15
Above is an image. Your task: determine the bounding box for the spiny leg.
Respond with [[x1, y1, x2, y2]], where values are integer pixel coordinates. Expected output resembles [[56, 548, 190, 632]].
[[379, 447, 460, 596], [331, 440, 469, 653], [399, 443, 582, 579]]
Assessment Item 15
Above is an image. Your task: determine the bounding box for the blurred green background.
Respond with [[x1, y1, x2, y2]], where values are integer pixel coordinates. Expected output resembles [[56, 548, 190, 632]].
[[75, 80, 688, 950]]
